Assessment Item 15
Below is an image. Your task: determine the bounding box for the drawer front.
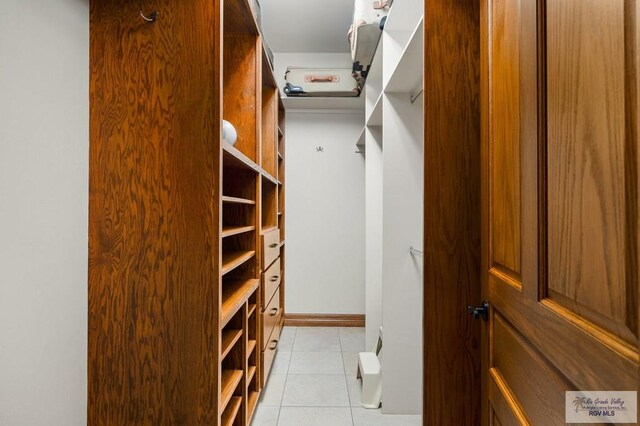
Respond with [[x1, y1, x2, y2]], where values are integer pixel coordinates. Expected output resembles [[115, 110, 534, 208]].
[[261, 289, 281, 350], [261, 320, 282, 386], [262, 228, 280, 269], [261, 257, 281, 308]]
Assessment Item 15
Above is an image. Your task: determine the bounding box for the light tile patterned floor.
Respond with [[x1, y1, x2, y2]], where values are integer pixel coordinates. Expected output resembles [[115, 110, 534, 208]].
[[251, 327, 422, 426]]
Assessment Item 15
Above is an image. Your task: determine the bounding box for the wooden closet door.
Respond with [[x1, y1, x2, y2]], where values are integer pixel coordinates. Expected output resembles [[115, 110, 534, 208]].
[[481, 0, 639, 424]]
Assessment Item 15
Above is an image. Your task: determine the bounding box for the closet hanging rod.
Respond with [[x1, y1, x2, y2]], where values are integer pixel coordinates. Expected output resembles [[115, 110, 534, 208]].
[[410, 89, 424, 104], [409, 246, 423, 256]]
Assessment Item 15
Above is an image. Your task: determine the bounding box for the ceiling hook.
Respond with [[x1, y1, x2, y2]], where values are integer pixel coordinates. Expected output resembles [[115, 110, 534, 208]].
[[140, 10, 159, 23]]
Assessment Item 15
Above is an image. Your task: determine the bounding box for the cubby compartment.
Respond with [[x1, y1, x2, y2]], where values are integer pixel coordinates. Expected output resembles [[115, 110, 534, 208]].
[[261, 178, 278, 230], [223, 33, 259, 162], [261, 49, 278, 178]]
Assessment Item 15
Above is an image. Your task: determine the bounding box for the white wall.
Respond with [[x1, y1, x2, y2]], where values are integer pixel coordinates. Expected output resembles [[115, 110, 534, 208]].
[[0, 1, 88, 425], [285, 112, 366, 314]]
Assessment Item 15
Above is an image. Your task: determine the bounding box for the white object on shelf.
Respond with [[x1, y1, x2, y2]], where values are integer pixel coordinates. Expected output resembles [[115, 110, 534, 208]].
[[222, 120, 238, 145]]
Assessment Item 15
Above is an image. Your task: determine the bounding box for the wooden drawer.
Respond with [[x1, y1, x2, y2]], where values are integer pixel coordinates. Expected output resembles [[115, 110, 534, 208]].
[[262, 228, 280, 269], [261, 289, 281, 350], [261, 257, 281, 308], [261, 319, 282, 386]]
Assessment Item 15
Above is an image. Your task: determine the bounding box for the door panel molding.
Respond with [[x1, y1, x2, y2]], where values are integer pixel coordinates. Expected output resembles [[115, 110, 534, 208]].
[[489, 275, 638, 391], [488, 368, 530, 426]]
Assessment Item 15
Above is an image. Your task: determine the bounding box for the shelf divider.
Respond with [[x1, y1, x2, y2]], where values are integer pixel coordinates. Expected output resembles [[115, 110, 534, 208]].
[[221, 396, 242, 426], [222, 225, 256, 238], [221, 278, 260, 328], [221, 329, 242, 361], [220, 370, 243, 413], [221, 250, 256, 276], [222, 195, 256, 205], [247, 339, 257, 359]]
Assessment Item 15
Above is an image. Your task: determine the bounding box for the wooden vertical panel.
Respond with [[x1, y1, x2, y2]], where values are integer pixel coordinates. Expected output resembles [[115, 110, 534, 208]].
[[423, 0, 482, 424], [546, 0, 638, 344], [260, 88, 277, 177], [489, 0, 522, 279], [88, 0, 220, 424]]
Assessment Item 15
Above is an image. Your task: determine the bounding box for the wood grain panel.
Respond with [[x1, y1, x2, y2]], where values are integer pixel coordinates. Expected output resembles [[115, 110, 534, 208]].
[[546, 0, 638, 344], [422, 0, 482, 424], [88, 0, 220, 423], [223, 35, 258, 162], [491, 312, 569, 425], [489, 0, 522, 278], [261, 87, 277, 178], [223, 0, 259, 35]]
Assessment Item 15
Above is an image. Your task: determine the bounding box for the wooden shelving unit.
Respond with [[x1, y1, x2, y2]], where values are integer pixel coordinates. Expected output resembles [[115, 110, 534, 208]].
[[89, 0, 284, 424]]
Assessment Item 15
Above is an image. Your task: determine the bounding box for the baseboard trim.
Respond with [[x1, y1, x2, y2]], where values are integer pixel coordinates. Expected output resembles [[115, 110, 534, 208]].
[[284, 313, 365, 327]]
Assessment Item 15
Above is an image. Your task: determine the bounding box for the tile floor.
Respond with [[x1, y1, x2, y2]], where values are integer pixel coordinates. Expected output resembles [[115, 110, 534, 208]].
[[251, 327, 422, 426]]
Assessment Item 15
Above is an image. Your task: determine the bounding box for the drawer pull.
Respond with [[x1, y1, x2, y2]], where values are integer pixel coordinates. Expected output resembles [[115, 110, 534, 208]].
[[269, 243, 279, 248], [269, 307, 278, 316], [268, 340, 279, 350], [270, 275, 279, 282]]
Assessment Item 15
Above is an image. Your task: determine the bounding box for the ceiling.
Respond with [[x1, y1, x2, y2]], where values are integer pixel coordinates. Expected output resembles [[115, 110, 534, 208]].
[[259, 0, 353, 53]]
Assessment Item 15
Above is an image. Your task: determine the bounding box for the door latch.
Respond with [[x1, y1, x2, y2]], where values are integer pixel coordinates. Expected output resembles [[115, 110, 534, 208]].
[[467, 301, 489, 321]]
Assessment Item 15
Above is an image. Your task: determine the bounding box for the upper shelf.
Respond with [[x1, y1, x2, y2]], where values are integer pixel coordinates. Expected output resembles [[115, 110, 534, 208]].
[[385, 17, 424, 94], [384, 0, 424, 32], [223, 141, 261, 172], [282, 96, 365, 111]]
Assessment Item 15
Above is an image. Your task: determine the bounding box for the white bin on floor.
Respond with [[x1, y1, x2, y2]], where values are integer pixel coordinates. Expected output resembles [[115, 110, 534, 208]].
[[356, 326, 383, 408], [356, 352, 382, 408]]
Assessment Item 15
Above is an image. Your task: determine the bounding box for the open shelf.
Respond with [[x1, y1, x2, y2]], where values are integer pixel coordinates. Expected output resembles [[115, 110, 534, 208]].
[[221, 369, 243, 413], [222, 225, 256, 238], [223, 141, 261, 173], [385, 17, 424, 94], [247, 391, 260, 424], [221, 329, 242, 361], [247, 339, 257, 359], [222, 195, 256, 205], [221, 396, 242, 426], [247, 303, 257, 317], [246, 366, 257, 385], [221, 250, 256, 276], [261, 170, 278, 186], [221, 278, 260, 327]]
